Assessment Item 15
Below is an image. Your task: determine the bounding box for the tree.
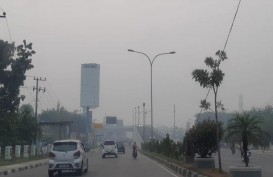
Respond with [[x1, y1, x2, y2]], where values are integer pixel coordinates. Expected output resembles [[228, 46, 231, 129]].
[[0, 40, 35, 145], [0, 114, 18, 146], [226, 112, 269, 167], [192, 50, 227, 172], [0, 40, 35, 115], [182, 131, 194, 160], [161, 133, 173, 157], [17, 104, 41, 144], [249, 106, 273, 144]]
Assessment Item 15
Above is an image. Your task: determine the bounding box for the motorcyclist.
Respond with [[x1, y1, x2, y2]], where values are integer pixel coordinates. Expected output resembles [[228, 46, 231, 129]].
[[241, 147, 251, 162], [132, 142, 137, 150], [132, 142, 137, 158]]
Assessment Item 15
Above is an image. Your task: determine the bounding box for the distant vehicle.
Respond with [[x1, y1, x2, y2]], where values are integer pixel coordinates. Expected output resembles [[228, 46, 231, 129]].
[[102, 140, 118, 158], [132, 142, 137, 159], [48, 139, 88, 177], [116, 142, 125, 154]]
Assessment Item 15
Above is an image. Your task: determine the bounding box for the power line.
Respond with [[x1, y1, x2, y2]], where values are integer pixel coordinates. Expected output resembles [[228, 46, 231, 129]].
[[196, 0, 243, 121], [5, 16, 13, 42], [0, 7, 13, 42], [223, 0, 242, 51]]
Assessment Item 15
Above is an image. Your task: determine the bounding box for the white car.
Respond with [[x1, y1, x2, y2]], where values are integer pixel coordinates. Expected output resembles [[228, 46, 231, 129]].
[[48, 139, 88, 177], [102, 140, 118, 158]]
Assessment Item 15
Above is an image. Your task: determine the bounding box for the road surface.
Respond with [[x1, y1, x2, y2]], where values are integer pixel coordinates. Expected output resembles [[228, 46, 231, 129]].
[[6, 147, 179, 177]]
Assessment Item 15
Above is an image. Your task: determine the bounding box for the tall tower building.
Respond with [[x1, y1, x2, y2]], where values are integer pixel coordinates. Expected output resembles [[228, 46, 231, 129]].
[[80, 63, 100, 147]]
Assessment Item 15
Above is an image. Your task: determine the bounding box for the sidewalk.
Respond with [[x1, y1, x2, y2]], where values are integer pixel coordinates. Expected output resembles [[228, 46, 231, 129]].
[[0, 159, 48, 176]]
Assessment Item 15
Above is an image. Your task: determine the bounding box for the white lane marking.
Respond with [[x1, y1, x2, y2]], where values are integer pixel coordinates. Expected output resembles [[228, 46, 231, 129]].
[[143, 155, 180, 177]]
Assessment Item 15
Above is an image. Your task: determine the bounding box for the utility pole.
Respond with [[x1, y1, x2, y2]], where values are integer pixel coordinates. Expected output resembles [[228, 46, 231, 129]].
[[174, 104, 176, 140], [137, 106, 140, 129], [142, 103, 146, 142], [132, 109, 134, 128], [134, 107, 137, 128], [33, 77, 46, 119]]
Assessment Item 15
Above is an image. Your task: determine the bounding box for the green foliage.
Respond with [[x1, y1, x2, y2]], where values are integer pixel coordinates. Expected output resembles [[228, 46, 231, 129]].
[[188, 120, 223, 158], [249, 106, 273, 143], [0, 40, 35, 115], [192, 50, 227, 110], [226, 112, 269, 167], [0, 40, 36, 146], [17, 104, 41, 145], [141, 134, 183, 160], [0, 114, 18, 146], [182, 132, 194, 157]]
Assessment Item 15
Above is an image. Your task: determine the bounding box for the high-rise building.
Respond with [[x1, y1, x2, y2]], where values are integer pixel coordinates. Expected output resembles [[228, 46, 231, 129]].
[[80, 63, 100, 108]]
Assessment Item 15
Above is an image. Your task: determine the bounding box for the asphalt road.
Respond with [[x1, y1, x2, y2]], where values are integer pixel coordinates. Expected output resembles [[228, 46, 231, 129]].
[[6, 147, 179, 177], [215, 147, 273, 177]]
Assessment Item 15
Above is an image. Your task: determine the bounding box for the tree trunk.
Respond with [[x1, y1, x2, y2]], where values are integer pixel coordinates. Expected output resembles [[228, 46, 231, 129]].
[[214, 88, 222, 172], [243, 135, 249, 167]]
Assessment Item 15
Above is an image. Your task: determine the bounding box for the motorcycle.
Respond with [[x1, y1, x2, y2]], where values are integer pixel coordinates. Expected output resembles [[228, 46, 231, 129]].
[[231, 147, 236, 154], [241, 150, 251, 163], [132, 148, 137, 159]]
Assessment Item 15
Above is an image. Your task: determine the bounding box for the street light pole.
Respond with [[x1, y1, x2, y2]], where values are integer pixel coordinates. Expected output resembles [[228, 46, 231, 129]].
[[143, 103, 146, 142], [137, 106, 140, 129], [128, 49, 175, 140]]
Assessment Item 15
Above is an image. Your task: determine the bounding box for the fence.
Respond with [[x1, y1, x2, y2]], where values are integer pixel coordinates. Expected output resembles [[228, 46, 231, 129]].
[[0, 144, 52, 160]]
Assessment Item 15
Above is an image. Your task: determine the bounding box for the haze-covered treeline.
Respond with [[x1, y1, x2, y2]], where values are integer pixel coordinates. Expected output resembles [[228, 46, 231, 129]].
[[197, 105, 273, 144], [39, 105, 88, 142]]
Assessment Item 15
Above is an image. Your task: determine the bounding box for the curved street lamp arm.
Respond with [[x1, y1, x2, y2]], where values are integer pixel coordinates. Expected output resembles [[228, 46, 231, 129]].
[[128, 49, 152, 65], [151, 52, 176, 65]]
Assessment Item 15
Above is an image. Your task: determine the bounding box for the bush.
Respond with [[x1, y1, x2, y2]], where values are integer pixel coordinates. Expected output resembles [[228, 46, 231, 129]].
[[182, 131, 194, 157], [141, 133, 183, 160], [188, 120, 223, 158]]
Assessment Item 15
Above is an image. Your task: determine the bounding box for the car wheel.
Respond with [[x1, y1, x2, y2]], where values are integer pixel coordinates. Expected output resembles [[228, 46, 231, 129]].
[[77, 162, 83, 176], [84, 160, 88, 173], [115, 154, 118, 158], [102, 154, 105, 158], [48, 170, 54, 177], [58, 170, 62, 176]]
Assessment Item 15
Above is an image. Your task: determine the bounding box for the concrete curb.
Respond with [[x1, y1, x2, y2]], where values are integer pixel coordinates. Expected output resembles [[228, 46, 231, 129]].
[[0, 160, 48, 176], [140, 151, 208, 177]]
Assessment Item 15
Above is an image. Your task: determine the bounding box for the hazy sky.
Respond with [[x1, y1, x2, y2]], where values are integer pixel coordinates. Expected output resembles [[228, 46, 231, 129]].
[[0, 0, 273, 128]]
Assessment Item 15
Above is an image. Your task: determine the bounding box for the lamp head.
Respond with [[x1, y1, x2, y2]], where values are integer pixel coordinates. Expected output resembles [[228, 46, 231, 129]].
[[128, 49, 134, 52], [169, 51, 176, 54]]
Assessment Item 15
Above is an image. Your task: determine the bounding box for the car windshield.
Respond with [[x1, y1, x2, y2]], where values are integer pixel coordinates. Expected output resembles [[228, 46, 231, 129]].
[[117, 143, 123, 147], [53, 142, 77, 152], [104, 141, 115, 145]]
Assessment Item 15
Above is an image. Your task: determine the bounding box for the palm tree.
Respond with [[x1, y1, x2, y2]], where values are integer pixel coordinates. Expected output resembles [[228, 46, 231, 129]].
[[226, 112, 268, 167]]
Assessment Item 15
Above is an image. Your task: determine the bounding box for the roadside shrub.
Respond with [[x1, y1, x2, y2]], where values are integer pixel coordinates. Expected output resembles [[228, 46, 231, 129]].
[[189, 120, 223, 158], [141, 133, 183, 160]]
